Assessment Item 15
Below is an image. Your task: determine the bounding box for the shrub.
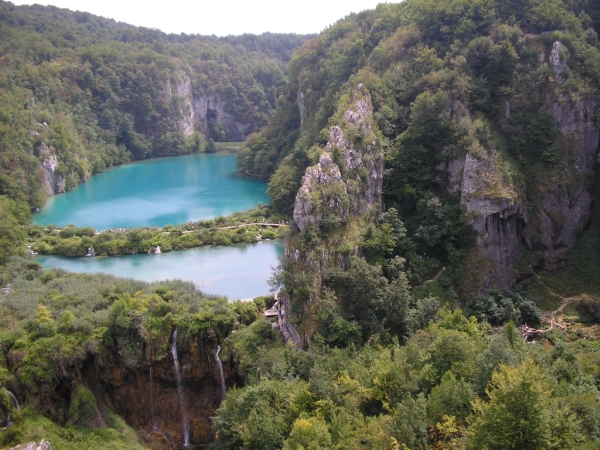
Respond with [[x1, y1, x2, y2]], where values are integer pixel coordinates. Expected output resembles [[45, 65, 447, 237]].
[[577, 296, 600, 322]]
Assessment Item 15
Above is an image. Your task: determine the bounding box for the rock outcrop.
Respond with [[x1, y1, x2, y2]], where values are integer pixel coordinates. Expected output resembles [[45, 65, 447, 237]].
[[439, 149, 525, 287], [293, 85, 384, 231], [10, 441, 51, 450], [286, 85, 384, 342], [39, 142, 66, 195], [163, 72, 250, 141], [438, 41, 600, 288]]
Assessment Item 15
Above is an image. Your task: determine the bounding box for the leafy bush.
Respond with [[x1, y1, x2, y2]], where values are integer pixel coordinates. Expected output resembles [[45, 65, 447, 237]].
[[471, 289, 541, 325], [577, 296, 600, 322]]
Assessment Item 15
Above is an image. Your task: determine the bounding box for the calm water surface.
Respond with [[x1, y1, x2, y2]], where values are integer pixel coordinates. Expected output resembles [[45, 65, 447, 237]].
[[34, 153, 283, 299], [33, 153, 269, 229], [36, 241, 284, 300]]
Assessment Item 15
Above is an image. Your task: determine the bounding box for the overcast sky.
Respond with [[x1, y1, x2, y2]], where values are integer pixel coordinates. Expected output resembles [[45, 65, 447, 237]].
[[11, 1, 388, 36]]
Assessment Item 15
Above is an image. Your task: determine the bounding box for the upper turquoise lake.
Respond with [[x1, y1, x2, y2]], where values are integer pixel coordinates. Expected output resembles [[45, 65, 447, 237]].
[[33, 153, 270, 229]]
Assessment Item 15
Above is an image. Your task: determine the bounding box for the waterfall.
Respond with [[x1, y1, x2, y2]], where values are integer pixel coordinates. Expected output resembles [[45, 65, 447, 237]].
[[215, 345, 226, 401], [155, 246, 161, 254], [3, 389, 19, 428], [5, 390, 19, 411], [85, 246, 95, 257], [170, 330, 190, 446]]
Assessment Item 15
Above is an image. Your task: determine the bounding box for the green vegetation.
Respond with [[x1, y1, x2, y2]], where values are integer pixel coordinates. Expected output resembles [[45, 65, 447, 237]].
[[0, 0, 311, 213], [29, 205, 288, 257], [223, 3, 600, 445], [1, 0, 600, 447], [0, 408, 145, 450], [237, 0, 600, 327], [212, 307, 600, 449], [0, 256, 269, 448], [213, 141, 243, 153]]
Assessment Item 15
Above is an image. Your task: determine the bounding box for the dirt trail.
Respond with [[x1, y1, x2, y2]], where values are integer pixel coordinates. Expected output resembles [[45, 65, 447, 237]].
[[521, 272, 598, 339], [533, 273, 581, 321]]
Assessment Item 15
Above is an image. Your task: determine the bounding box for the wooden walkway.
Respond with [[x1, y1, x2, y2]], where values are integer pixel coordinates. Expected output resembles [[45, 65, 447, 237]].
[[217, 223, 285, 230]]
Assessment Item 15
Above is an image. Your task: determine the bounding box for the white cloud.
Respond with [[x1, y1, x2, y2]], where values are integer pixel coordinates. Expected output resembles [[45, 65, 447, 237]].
[[11, 0, 390, 36]]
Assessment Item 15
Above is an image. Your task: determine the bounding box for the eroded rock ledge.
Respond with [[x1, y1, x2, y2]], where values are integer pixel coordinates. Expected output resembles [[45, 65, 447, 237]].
[[293, 84, 384, 232]]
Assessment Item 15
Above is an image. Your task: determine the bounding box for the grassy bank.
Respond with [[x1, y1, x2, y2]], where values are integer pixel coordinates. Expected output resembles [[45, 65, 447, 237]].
[[28, 206, 288, 257]]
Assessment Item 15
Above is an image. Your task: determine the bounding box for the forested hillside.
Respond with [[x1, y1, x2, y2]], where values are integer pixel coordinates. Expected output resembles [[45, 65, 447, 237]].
[[222, 1, 600, 448], [1, 0, 600, 449], [237, 0, 600, 325], [0, 0, 310, 261], [0, 0, 310, 205]]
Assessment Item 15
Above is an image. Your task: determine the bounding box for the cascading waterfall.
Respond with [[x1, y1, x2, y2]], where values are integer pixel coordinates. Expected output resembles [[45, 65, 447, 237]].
[[170, 329, 190, 446], [215, 345, 226, 401], [155, 246, 161, 254], [5, 390, 19, 411], [3, 389, 19, 427]]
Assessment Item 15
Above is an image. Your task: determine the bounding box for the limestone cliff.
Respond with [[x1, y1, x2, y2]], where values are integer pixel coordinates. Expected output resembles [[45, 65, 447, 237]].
[[534, 94, 600, 269], [39, 142, 66, 196], [293, 84, 384, 231], [285, 85, 384, 342], [163, 72, 250, 141], [4, 332, 240, 448], [438, 41, 600, 288]]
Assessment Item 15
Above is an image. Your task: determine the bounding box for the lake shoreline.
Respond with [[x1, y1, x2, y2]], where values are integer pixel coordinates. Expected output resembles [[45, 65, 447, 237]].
[[30, 205, 289, 257], [35, 240, 284, 300], [33, 151, 267, 229]]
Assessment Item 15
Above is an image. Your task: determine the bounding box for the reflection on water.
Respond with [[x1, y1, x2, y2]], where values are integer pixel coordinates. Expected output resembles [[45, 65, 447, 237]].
[[36, 241, 284, 300]]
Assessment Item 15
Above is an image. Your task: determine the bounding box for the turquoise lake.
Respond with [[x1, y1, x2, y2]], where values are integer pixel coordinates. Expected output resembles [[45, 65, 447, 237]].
[[33, 153, 270, 229], [36, 241, 284, 300], [34, 152, 283, 299]]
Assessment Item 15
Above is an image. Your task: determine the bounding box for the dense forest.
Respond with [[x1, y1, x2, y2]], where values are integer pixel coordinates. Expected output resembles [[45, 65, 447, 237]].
[[1, 0, 600, 449], [229, 0, 600, 447], [0, 0, 310, 222], [237, 0, 600, 330]]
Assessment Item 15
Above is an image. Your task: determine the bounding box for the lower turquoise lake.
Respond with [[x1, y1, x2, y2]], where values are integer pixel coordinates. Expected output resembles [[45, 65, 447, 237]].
[[33, 152, 269, 230], [36, 241, 284, 300], [33, 152, 283, 299]]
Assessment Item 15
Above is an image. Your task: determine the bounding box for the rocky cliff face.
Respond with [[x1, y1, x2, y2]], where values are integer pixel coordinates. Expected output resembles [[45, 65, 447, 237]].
[[293, 84, 384, 231], [438, 41, 600, 288], [286, 85, 384, 341], [39, 142, 66, 196], [5, 333, 240, 448], [164, 72, 250, 141], [439, 149, 526, 288]]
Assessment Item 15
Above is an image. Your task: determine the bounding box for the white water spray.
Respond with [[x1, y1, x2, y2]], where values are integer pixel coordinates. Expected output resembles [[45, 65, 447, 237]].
[[215, 345, 226, 401], [149, 365, 157, 429], [5, 390, 19, 411], [3, 389, 19, 428], [170, 330, 190, 446]]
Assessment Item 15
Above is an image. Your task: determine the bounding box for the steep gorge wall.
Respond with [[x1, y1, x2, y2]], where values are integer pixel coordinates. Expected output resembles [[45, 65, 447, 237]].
[[164, 72, 250, 141], [4, 334, 240, 447], [38, 71, 254, 198], [536, 95, 600, 269], [438, 43, 600, 288]]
